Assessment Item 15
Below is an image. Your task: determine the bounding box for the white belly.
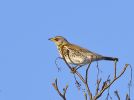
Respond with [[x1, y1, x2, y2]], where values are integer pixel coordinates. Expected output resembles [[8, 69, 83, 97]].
[[64, 55, 91, 65], [57, 46, 92, 65]]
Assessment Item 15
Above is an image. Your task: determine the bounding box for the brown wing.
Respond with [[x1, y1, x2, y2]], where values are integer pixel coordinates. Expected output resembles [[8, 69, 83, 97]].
[[69, 44, 102, 58], [62, 44, 103, 64]]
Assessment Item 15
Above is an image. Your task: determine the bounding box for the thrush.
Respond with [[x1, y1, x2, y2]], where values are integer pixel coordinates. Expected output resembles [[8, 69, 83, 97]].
[[49, 36, 118, 66]]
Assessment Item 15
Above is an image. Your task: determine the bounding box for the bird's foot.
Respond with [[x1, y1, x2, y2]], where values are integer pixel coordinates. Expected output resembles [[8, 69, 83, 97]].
[[71, 67, 77, 73], [71, 65, 83, 73]]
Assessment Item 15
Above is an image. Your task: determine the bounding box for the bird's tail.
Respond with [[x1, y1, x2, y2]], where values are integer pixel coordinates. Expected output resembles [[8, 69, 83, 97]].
[[103, 56, 118, 61]]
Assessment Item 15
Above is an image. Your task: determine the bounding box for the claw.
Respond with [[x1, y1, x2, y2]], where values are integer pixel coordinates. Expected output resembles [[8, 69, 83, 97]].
[[71, 67, 76, 73]]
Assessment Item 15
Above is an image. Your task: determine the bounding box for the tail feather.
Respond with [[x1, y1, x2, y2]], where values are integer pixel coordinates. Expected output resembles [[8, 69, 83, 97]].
[[103, 56, 118, 61]]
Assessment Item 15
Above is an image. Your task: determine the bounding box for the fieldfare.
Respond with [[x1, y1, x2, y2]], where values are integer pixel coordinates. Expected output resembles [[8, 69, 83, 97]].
[[49, 36, 118, 67]]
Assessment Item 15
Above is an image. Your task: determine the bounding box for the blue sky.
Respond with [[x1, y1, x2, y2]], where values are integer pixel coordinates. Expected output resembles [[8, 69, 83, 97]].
[[0, 0, 134, 100]]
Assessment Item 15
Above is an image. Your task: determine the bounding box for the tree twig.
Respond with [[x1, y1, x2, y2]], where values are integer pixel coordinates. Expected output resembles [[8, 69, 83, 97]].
[[105, 75, 112, 100], [84, 63, 92, 99], [75, 69, 92, 100], [52, 79, 68, 100], [95, 78, 101, 95], [95, 62, 102, 95], [126, 94, 130, 100], [84, 91, 87, 100], [114, 61, 117, 78], [55, 57, 63, 72], [85, 63, 91, 83], [74, 75, 81, 90], [105, 87, 112, 100], [128, 64, 132, 98], [114, 90, 120, 100]]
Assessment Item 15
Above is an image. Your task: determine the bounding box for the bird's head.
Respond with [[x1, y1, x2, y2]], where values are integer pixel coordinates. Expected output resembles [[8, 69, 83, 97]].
[[49, 36, 69, 46]]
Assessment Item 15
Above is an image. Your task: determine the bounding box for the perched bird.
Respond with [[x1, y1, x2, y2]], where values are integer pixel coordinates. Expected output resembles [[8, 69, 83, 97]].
[[49, 36, 118, 66]]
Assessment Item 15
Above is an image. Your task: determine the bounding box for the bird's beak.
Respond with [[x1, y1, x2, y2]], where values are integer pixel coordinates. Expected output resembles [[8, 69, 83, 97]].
[[48, 38, 55, 41]]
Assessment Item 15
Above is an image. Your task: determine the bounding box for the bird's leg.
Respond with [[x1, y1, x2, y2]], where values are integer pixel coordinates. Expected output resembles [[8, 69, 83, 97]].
[[71, 65, 83, 73], [71, 66, 78, 73]]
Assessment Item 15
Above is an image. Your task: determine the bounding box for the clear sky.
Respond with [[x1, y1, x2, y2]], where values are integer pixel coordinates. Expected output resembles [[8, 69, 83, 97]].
[[0, 0, 134, 100]]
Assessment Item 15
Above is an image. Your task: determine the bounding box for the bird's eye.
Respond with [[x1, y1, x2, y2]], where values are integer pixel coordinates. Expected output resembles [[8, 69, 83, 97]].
[[55, 38, 59, 41]]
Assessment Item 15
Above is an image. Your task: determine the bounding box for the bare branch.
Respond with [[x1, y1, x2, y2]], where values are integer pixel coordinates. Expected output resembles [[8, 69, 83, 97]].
[[114, 90, 120, 100], [93, 64, 129, 100], [126, 94, 130, 100], [84, 63, 92, 99], [75, 70, 92, 99], [96, 61, 100, 81], [95, 78, 101, 95], [101, 81, 108, 91], [105, 87, 112, 100], [74, 75, 81, 90], [95, 62, 102, 95], [105, 76, 112, 100], [85, 63, 91, 83], [83, 91, 87, 100], [52, 79, 68, 100], [63, 85, 68, 97], [124, 65, 132, 100], [101, 75, 110, 91], [128, 64, 133, 98]]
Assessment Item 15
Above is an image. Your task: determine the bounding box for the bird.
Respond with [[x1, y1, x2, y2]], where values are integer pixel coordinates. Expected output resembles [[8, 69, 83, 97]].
[[49, 36, 118, 67]]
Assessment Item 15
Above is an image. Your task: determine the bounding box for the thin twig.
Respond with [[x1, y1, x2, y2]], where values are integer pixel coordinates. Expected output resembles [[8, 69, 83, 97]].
[[74, 75, 81, 90], [63, 85, 68, 97], [96, 61, 99, 81], [105, 76, 111, 100], [114, 61, 117, 78], [52, 79, 68, 100], [101, 75, 110, 91], [114, 90, 120, 100], [126, 94, 130, 100], [95, 62, 102, 95], [105, 87, 112, 100], [55, 57, 63, 72], [85, 63, 91, 83], [128, 64, 132, 98], [84, 63, 92, 99], [84, 91, 88, 100], [95, 78, 101, 95], [75, 71, 92, 99], [76, 65, 84, 71]]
